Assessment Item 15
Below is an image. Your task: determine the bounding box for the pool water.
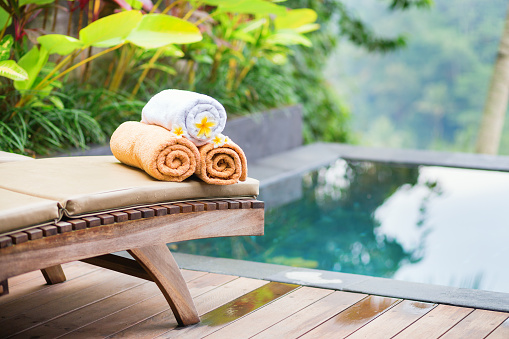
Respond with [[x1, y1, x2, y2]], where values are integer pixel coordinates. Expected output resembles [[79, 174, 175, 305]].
[[172, 159, 509, 293]]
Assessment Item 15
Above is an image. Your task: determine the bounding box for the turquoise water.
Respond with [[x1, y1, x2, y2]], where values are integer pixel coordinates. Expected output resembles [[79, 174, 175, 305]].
[[173, 159, 509, 293]]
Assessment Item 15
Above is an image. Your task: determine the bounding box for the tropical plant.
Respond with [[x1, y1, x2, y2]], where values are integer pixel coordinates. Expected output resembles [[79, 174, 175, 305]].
[[0, 1, 204, 154]]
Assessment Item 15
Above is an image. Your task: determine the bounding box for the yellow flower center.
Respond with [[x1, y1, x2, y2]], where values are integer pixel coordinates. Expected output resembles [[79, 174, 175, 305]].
[[195, 117, 216, 138], [173, 126, 184, 136], [212, 134, 223, 145]]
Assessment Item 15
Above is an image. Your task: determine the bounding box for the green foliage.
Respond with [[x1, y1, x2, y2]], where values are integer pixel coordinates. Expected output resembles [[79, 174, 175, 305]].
[[215, 0, 287, 15], [0, 35, 28, 81], [0, 8, 12, 29], [19, 0, 54, 6], [388, 0, 434, 10], [37, 35, 84, 55], [14, 46, 49, 91], [126, 14, 202, 49], [275, 9, 318, 30], [1, 100, 105, 155], [0, 35, 13, 61], [0, 60, 28, 80], [79, 10, 143, 47]]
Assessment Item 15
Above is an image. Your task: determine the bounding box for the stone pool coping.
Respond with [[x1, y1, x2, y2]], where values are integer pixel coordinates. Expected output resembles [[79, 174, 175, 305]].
[[249, 142, 509, 188], [171, 252, 509, 313]]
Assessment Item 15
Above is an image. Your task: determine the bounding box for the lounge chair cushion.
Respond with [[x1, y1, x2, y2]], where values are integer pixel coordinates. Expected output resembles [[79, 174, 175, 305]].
[[0, 151, 34, 164], [0, 156, 259, 234], [0, 189, 61, 234]]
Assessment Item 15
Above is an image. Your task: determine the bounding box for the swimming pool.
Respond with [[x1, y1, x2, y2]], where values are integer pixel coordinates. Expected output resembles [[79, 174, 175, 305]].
[[172, 158, 509, 293]]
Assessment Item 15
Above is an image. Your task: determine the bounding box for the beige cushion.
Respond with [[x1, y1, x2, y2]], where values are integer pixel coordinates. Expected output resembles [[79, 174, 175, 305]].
[[0, 156, 259, 218], [0, 189, 60, 234], [0, 151, 34, 164]]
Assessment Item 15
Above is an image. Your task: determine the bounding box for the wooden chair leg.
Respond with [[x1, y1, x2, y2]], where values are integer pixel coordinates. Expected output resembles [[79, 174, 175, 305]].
[[128, 244, 200, 326], [0, 279, 8, 296], [41, 264, 67, 285]]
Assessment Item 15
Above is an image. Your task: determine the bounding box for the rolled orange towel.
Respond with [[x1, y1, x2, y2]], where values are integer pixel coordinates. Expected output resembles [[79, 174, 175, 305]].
[[110, 121, 200, 182], [195, 139, 247, 185]]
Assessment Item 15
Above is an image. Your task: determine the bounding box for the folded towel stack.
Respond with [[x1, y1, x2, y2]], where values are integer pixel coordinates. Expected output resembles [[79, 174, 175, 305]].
[[110, 121, 199, 182], [111, 89, 248, 185]]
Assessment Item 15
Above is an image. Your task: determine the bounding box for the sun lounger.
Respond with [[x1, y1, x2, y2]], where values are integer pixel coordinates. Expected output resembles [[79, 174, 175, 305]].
[[0, 153, 264, 326]]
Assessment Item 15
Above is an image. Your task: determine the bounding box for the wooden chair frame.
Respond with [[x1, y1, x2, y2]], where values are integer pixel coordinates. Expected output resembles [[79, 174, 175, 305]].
[[0, 199, 264, 326]]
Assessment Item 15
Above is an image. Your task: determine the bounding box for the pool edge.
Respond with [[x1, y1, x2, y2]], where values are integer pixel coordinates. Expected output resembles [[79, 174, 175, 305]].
[[170, 252, 509, 313]]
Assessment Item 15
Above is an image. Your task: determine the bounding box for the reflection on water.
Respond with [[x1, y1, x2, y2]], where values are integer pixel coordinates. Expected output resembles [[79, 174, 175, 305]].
[[172, 159, 509, 293]]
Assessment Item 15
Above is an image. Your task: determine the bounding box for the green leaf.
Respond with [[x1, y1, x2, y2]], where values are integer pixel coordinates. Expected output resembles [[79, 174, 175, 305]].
[[194, 0, 239, 5], [266, 52, 287, 65], [79, 10, 142, 48], [0, 8, 12, 30], [275, 8, 317, 30], [126, 14, 202, 49], [265, 31, 312, 47], [231, 30, 255, 43], [38, 34, 84, 55], [217, 0, 287, 16], [0, 35, 13, 61], [125, 0, 143, 9], [294, 23, 320, 34], [0, 60, 28, 80], [47, 95, 64, 109], [190, 53, 213, 64], [14, 46, 49, 91], [19, 0, 55, 6], [160, 44, 184, 57], [238, 18, 266, 33]]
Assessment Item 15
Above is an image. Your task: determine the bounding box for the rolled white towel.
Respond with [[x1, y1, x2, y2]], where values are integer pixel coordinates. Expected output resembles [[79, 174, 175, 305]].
[[141, 89, 227, 146]]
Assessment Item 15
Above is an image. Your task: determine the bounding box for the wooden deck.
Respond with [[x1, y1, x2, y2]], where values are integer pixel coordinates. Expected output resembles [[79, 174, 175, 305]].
[[0, 261, 508, 338]]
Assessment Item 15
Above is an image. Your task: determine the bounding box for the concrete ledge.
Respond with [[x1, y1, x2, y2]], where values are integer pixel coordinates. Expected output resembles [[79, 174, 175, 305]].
[[223, 105, 303, 163], [171, 252, 509, 313], [327, 143, 509, 172]]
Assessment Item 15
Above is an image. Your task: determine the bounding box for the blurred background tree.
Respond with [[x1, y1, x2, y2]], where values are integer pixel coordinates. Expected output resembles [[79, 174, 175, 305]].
[[328, 0, 509, 154], [475, 5, 509, 155]]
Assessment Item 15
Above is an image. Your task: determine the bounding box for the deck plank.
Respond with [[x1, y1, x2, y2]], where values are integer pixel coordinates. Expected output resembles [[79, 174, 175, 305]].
[[0, 262, 90, 306], [64, 275, 262, 338], [393, 304, 474, 338], [0, 262, 101, 311], [251, 291, 367, 338], [1, 269, 145, 338], [345, 300, 436, 338], [13, 270, 206, 339], [486, 317, 509, 339], [299, 295, 400, 338], [205, 286, 334, 339], [109, 273, 241, 338], [161, 282, 300, 338], [440, 309, 509, 339], [0, 267, 112, 321]]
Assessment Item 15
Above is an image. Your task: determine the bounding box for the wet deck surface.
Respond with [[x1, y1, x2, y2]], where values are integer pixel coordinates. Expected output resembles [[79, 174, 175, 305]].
[[1, 261, 508, 338]]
